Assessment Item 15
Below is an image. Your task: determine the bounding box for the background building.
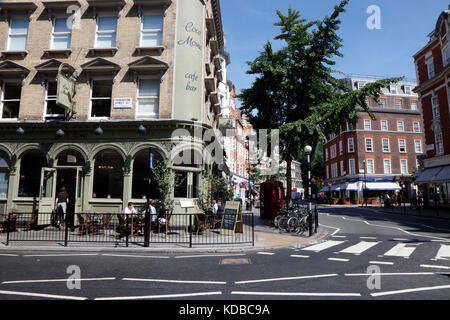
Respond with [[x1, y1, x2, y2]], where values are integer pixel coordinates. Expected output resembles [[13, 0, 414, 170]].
[[321, 75, 423, 202], [0, 0, 228, 217], [413, 6, 450, 207]]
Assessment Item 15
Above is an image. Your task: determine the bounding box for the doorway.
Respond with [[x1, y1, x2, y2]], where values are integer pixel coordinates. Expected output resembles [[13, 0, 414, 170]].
[[56, 168, 77, 226]]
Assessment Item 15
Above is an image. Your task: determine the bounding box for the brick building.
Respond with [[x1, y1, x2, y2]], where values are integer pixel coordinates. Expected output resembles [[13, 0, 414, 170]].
[[0, 0, 228, 218], [413, 6, 450, 207], [321, 75, 423, 203]]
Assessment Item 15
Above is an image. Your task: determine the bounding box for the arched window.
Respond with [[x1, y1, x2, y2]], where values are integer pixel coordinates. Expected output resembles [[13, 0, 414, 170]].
[[0, 151, 10, 198], [56, 149, 86, 167], [93, 150, 123, 199], [18, 150, 47, 197], [132, 149, 163, 199]]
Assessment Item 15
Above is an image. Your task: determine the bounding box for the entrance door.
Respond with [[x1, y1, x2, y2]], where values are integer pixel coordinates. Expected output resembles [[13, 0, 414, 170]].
[[56, 168, 82, 227], [38, 167, 57, 225]]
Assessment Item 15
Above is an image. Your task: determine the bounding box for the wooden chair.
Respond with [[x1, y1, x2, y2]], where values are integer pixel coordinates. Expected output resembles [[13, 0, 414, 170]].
[[25, 213, 38, 231], [158, 210, 173, 235], [98, 214, 111, 235], [79, 214, 96, 236], [207, 210, 222, 229], [195, 212, 210, 236]]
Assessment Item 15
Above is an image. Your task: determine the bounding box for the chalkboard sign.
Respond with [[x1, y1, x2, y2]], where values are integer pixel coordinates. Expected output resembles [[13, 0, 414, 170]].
[[220, 201, 242, 236]]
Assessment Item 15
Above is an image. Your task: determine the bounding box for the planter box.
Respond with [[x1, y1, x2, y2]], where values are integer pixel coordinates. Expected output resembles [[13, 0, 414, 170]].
[[344, 201, 350, 205], [352, 200, 359, 204], [371, 200, 377, 205]]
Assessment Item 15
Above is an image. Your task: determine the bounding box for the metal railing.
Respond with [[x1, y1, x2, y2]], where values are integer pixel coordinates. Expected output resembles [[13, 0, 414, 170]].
[[3, 212, 254, 248]]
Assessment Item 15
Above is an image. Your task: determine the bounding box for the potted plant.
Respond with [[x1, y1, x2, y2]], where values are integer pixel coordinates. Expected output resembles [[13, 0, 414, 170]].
[[337, 198, 344, 205], [370, 197, 378, 205], [330, 197, 337, 205], [352, 199, 360, 204], [344, 197, 351, 205]]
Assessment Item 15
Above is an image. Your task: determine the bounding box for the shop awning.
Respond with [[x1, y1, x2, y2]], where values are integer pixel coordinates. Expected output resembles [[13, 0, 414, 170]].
[[346, 183, 359, 191], [364, 182, 402, 191], [432, 165, 450, 183], [415, 167, 443, 184], [319, 184, 348, 192]]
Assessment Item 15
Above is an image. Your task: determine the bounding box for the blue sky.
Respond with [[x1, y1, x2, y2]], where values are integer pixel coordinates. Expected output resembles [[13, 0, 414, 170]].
[[221, 0, 449, 105]]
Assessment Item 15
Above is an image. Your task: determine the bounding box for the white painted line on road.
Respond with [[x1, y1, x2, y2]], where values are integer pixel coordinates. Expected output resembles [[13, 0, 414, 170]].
[[360, 237, 377, 240], [420, 264, 450, 270], [369, 261, 394, 265], [0, 290, 87, 300], [302, 240, 346, 252], [257, 252, 275, 255], [339, 241, 380, 255], [371, 285, 450, 297], [231, 291, 361, 297], [392, 238, 408, 241], [175, 254, 246, 259], [95, 291, 222, 300], [328, 258, 350, 262], [436, 244, 450, 260], [383, 243, 416, 258], [318, 223, 340, 236], [23, 254, 99, 257], [332, 235, 347, 238], [234, 274, 337, 285], [0, 253, 19, 256], [431, 239, 450, 243], [2, 277, 116, 285], [122, 278, 227, 285], [290, 255, 310, 258], [101, 254, 170, 259], [345, 272, 440, 276]]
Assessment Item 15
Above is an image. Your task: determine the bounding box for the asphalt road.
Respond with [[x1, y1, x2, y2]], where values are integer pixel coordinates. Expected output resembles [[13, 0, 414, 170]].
[[0, 206, 449, 302]]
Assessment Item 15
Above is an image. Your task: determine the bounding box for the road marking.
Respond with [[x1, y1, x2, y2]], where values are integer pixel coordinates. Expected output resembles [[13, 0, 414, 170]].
[[420, 264, 450, 270], [2, 278, 116, 285], [392, 238, 408, 241], [101, 254, 170, 259], [234, 274, 337, 285], [0, 254, 19, 256], [95, 291, 222, 300], [339, 241, 380, 255], [318, 223, 340, 236], [328, 258, 349, 262], [257, 252, 275, 255], [301, 240, 345, 252], [369, 261, 394, 265], [122, 278, 227, 285], [331, 235, 346, 238], [290, 255, 310, 258], [0, 290, 87, 300], [175, 254, 246, 259], [345, 272, 439, 276], [231, 291, 361, 297], [23, 254, 99, 257], [383, 243, 416, 258], [360, 237, 377, 240], [371, 285, 450, 297], [436, 244, 450, 260]]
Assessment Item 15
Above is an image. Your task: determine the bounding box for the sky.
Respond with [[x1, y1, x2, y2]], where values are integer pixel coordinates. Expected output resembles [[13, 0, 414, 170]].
[[220, 0, 449, 106]]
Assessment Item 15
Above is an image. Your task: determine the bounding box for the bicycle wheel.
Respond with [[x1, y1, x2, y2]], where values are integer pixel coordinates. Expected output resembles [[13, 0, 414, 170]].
[[287, 216, 299, 233], [296, 215, 308, 235], [273, 215, 282, 228], [278, 216, 289, 232]]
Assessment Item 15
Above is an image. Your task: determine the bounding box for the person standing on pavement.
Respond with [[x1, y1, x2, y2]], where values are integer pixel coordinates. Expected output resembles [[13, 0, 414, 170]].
[[55, 187, 69, 229], [410, 190, 417, 209]]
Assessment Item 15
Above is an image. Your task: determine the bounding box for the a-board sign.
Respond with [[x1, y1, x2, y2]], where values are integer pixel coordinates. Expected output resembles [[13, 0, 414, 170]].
[[180, 200, 195, 209], [220, 201, 243, 236]]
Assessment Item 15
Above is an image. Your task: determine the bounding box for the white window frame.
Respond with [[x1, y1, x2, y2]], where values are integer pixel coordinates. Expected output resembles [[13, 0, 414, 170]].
[[432, 96, 440, 118], [443, 44, 450, 66], [397, 120, 404, 132], [380, 120, 388, 131], [348, 159, 355, 175], [340, 160, 344, 176], [339, 141, 343, 155], [44, 81, 64, 119], [366, 159, 375, 174], [379, 98, 386, 108], [51, 17, 72, 49], [404, 86, 411, 95], [400, 159, 408, 175], [365, 138, 373, 152], [411, 100, 418, 111], [364, 119, 372, 131], [414, 139, 422, 153], [136, 77, 160, 118], [413, 121, 420, 133], [140, 12, 164, 47], [382, 138, 390, 153], [435, 132, 444, 155], [95, 15, 117, 48], [427, 60, 435, 79], [89, 79, 112, 120], [0, 81, 21, 120], [325, 149, 328, 161], [390, 84, 398, 94], [398, 139, 407, 153], [395, 99, 402, 110], [7, 18, 29, 51], [326, 165, 329, 179], [347, 138, 354, 153], [383, 159, 391, 174]]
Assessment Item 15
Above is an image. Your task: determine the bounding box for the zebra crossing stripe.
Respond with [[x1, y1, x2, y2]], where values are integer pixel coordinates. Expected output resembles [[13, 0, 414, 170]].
[[436, 245, 450, 260], [301, 241, 346, 252], [339, 241, 380, 255], [383, 243, 416, 258]]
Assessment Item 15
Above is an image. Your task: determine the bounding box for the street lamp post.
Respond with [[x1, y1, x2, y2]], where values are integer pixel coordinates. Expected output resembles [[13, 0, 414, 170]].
[[304, 145, 313, 235], [363, 159, 367, 207]]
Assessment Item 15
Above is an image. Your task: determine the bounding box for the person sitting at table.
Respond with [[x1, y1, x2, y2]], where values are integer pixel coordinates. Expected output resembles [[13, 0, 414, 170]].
[[123, 202, 137, 220], [212, 200, 218, 214]]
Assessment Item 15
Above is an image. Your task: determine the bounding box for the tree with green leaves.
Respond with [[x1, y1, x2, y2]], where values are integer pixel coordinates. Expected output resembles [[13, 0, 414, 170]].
[[239, 0, 402, 207], [152, 159, 175, 213]]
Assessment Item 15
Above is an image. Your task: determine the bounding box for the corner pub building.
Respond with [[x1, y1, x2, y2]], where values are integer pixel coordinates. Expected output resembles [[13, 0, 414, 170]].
[[0, 0, 227, 220]]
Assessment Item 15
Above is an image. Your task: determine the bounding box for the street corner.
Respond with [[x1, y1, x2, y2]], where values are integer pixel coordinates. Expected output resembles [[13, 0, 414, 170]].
[[252, 228, 329, 251]]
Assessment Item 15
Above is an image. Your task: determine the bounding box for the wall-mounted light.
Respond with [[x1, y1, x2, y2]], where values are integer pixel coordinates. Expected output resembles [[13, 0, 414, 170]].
[[16, 127, 24, 136], [94, 126, 103, 136], [138, 124, 146, 134], [56, 129, 64, 137]]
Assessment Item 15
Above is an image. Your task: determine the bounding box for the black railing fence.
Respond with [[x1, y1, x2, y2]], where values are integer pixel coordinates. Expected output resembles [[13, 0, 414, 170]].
[[3, 211, 254, 248]]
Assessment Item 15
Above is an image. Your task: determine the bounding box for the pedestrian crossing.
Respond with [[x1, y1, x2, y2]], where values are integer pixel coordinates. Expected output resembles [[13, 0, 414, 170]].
[[299, 239, 450, 261]]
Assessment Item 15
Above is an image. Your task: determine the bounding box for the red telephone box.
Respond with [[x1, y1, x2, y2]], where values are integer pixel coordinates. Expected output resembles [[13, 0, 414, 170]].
[[260, 180, 285, 219]]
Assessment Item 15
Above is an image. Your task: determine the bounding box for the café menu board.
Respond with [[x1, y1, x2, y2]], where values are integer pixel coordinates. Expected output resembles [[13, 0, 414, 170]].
[[220, 201, 242, 236], [173, 0, 204, 121]]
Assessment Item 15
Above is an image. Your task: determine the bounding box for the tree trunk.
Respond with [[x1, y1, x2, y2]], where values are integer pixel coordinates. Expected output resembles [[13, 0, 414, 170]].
[[286, 154, 292, 209]]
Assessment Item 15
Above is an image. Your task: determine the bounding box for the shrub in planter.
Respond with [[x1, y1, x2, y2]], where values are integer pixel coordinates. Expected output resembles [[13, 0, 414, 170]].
[[352, 199, 360, 204], [330, 197, 337, 204], [337, 198, 345, 204]]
